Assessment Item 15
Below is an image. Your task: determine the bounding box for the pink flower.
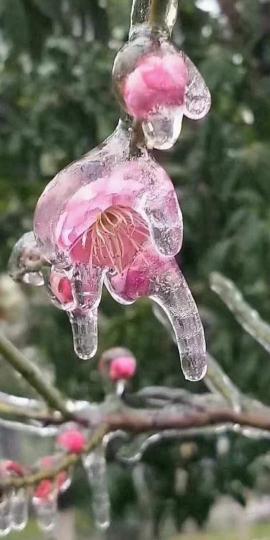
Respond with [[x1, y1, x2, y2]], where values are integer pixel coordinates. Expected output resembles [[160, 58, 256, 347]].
[[109, 356, 137, 382], [57, 429, 86, 454], [123, 53, 188, 120], [34, 125, 207, 381]]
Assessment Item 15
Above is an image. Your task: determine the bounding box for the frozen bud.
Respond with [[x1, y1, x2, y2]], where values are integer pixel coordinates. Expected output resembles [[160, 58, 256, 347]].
[[99, 347, 137, 382], [8, 231, 45, 286], [57, 428, 87, 454], [113, 37, 211, 149]]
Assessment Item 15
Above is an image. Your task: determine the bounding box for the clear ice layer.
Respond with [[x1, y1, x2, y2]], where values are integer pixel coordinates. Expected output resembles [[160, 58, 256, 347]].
[[113, 38, 211, 150], [8, 231, 44, 286], [83, 446, 110, 530], [10, 490, 28, 532], [33, 122, 207, 381]]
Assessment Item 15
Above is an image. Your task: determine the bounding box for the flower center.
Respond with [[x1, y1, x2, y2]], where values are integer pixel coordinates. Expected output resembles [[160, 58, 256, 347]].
[[71, 206, 149, 273]]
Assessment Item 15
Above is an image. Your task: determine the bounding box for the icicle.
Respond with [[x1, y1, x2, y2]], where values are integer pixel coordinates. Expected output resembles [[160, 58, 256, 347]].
[[83, 446, 110, 530], [69, 308, 98, 360], [10, 489, 28, 531], [151, 259, 207, 381], [0, 497, 11, 537], [32, 494, 57, 533]]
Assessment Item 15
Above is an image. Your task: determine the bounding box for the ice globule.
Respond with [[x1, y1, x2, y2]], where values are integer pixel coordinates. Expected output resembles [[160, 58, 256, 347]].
[[8, 231, 45, 286], [83, 445, 110, 530], [113, 35, 211, 150]]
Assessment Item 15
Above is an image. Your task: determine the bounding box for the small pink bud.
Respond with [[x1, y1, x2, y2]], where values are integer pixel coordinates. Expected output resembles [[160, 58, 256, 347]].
[[57, 429, 86, 454], [109, 356, 137, 382], [123, 53, 188, 120], [34, 456, 70, 501], [0, 460, 25, 477]]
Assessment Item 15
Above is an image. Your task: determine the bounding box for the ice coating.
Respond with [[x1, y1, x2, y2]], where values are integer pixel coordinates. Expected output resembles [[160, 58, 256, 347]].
[[33, 124, 206, 381], [106, 243, 207, 381], [113, 40, 211, 149], [8, 231, 44, 286], [0, 461, 28, 535], [83, 446, 110, 530]]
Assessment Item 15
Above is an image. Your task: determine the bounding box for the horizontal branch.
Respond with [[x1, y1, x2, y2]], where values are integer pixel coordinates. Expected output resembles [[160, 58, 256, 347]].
[[104, 406, 270, 434], [210, 272, 270, 354]]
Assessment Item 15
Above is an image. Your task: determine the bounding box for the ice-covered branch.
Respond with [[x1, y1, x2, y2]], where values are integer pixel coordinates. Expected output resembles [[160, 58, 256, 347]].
[[0, 425, 108, 491], [210, 272, 270, 354], [130, 0, 178, 35], [0, 332, 71, 419]]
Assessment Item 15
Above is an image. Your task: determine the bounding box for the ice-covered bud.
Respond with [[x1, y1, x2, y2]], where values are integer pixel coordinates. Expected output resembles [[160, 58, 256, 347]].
[[113, 38, 211, 149], [33, 456, 70, 502], [110, 356, 137, 382], [0, 461, 25, 478], [123, 53, 188, 120], [57, 428, 86, 454], [8, 231, 45, 286], [99, 347, 137, 383]]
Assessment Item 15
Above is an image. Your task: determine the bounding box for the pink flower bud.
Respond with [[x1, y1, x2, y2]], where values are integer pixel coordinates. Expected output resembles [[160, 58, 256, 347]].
[[34, 456, 70, 502], [57, 429, 86, 454], [0, 460, 25, 477], [109, 356, 137, 382], [123, 53, 188, 120]]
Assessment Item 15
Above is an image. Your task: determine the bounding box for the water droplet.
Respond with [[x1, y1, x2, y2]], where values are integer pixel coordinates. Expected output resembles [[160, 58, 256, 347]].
[[83, 447, 110, 530]]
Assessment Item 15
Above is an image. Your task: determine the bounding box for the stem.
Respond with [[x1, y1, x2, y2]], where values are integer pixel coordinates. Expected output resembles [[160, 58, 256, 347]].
[[210, 272, 270, 354], [130, 0, 178, 35], [0, 332, 71, 418]]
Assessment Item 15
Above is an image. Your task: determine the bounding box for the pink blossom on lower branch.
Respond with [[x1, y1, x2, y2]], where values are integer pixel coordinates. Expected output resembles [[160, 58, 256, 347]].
[[33, 123, 207, 381]]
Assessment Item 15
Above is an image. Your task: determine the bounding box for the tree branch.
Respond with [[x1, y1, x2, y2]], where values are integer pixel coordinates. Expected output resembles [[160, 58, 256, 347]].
[[0, 425, 108, 491], [0, 332, 71, 419], [210, 272, 270, 354]]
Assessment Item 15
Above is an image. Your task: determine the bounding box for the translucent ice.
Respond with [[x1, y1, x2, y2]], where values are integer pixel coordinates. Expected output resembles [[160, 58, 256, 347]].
[[113, 37, 211, 149], [0, 498, 11, 537], [32, 495, 57, 533], [10, 489, 28, 531], [8, 231, 44, 286], [83, 446, 110, 530], [34, 122, 206, 381]]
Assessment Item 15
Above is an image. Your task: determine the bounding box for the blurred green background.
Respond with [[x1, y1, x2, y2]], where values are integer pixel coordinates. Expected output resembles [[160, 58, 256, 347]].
[[1, 0, 270, 538]]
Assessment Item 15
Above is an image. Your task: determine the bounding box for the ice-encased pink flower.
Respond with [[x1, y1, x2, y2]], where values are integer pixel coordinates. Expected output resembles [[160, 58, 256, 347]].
[[123, 53, 188, 119], [34, 124, 206, 381]]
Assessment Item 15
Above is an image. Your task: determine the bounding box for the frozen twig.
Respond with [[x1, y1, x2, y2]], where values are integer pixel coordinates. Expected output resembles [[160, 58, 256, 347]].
[[0, 332, 71, 419], [210, 272, 270, 354]]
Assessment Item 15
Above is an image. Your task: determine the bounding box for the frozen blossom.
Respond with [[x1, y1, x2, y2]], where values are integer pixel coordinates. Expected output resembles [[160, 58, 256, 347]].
[[113, 39, 211, 149], [33, 123, 206, 381]]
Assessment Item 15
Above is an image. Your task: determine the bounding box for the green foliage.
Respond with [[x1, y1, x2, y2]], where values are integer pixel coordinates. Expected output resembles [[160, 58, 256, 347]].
[[1, 0, 270, 534]]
